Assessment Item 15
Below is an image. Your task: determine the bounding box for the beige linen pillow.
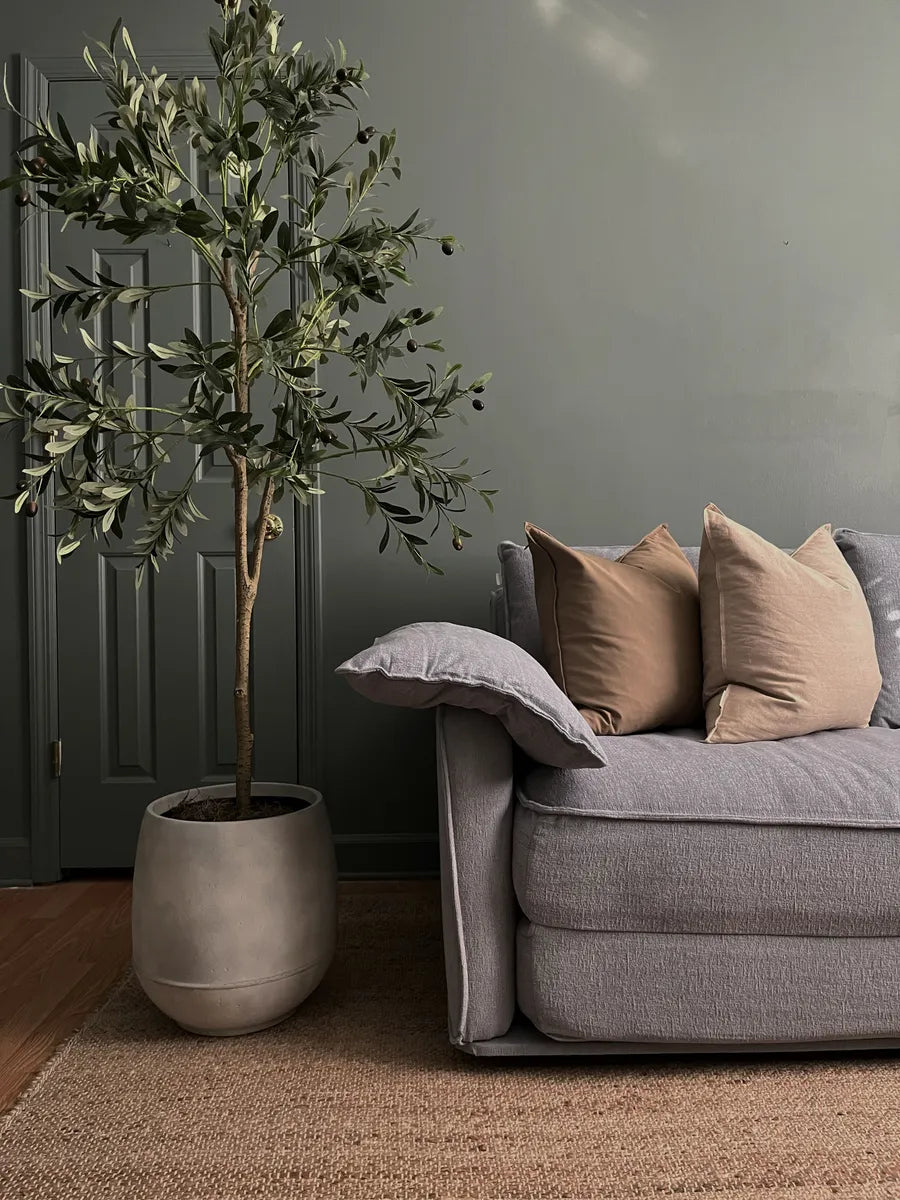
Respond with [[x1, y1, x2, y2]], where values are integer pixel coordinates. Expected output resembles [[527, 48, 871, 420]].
[[700, 504, 881, 743], [526, 523, 702, 735]]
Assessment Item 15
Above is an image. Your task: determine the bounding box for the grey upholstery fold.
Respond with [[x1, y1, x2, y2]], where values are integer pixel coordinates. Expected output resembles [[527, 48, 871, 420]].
[[436, 707, 517, 1045], [517, 923, 900, 1043], [834, 528, 900, 728]]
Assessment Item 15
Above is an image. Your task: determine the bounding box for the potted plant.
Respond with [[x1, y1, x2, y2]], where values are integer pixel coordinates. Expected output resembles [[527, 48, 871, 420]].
[[1, 0, 492, 1035]]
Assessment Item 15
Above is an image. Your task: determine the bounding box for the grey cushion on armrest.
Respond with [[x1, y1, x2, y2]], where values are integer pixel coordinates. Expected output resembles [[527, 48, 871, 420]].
[[336, 621, 608, 769]]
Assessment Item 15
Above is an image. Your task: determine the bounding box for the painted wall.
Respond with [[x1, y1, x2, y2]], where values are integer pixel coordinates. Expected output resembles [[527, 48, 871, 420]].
[[3, 1, 900, 877]]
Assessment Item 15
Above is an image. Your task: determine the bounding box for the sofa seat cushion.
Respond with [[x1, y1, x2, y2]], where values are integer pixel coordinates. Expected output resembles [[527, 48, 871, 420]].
[[517, 923, 900, 1043], [513, 727, 900, 936]]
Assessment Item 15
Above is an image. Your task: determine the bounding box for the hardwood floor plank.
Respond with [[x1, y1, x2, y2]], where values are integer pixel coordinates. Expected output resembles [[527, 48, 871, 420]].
[[0, 880, 132, 1114]]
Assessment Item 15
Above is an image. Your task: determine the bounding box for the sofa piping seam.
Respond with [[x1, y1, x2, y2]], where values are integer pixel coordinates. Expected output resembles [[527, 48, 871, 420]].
[[436, 706, 471, 1044]]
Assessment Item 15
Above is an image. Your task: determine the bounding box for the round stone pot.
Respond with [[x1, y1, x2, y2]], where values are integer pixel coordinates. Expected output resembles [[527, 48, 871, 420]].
[[132, 782, 337, 1037]]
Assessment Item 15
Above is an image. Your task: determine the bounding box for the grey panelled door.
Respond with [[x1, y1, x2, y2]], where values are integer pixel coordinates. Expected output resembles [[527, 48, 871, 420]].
[[48, 80, 299, 867]]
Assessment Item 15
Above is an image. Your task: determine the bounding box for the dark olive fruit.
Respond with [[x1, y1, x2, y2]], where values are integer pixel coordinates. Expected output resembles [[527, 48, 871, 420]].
[[406, 338, 418, 353], [441, 241, 454, 256], [24, 500, 38, 518], [452, 535, 463, 551], [31, 156, 46, 170], [15, 191, 29, 208], [408, 307, 423, 320], [335, 68, 348, 82], [356, 125, 376, 144], [472, 398, 485, 411], [473, 385, 485, 394]]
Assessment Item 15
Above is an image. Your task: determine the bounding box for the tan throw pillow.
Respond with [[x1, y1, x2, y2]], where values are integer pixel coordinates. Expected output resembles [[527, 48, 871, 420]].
[[526, 523, 702, 735], [700, 504, 881, 743]]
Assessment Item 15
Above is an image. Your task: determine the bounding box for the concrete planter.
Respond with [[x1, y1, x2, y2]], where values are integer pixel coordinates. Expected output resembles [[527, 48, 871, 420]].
[[132, 782, 337, 1037]]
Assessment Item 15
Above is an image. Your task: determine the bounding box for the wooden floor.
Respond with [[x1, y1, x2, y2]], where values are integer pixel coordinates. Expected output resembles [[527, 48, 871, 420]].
[[0, 878, 435, 1115], [0, 879, 133, 1114]]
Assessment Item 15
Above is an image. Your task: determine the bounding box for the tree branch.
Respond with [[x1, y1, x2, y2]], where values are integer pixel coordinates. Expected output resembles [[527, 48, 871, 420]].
[[230, 454, 251, 589], [249, 477, 275, 587]]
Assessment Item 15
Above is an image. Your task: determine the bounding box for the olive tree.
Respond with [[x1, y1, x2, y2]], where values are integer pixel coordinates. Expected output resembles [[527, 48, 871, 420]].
[[1, 0, 493, 814]]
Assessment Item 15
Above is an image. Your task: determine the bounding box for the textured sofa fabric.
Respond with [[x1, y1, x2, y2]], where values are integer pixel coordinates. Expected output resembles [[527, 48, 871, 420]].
[[498, 541, 701, 659], [430, 534, 900, 1055], [513, 730, 900, 936], [437, 704, 900, 1052], [834, 528, 900, 728], [436, 707, 517, 1046], [518, 726, 900, 826], [517, 927, 900, 1043], [337, 622, 607, 769], [514, 805, 900, 937]]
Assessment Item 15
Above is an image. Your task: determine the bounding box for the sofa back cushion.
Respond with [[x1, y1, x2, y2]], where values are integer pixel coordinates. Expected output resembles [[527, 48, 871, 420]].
[[497, 540, 700, 659], [834, 529, 900, 729]]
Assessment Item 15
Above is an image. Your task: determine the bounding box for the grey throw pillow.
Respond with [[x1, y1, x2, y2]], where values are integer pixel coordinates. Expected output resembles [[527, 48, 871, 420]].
[[336, 622, 608, 769], [834, 529, 900, 728]]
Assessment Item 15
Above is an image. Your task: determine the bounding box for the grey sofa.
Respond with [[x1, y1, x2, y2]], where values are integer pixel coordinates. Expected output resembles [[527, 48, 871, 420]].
[[437, 537, 900, 1056]]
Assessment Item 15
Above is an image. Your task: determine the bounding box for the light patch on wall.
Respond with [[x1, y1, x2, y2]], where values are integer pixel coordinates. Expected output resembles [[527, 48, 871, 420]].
[[584, 28, 649, 87], [534, 0, 567, 26], [534, 0, 651, 89]]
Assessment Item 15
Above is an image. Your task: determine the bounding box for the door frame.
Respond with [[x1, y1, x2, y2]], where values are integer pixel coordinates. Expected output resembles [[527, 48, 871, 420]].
[[19, 55, 323, 882]]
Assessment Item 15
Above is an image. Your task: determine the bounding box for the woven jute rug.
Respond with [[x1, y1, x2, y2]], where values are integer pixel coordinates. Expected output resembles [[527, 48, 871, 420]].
[[3, 888, 900, 1200]]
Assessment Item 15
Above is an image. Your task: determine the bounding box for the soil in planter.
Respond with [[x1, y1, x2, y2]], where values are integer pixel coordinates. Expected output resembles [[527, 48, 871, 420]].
[[166, 795, 304, 822]]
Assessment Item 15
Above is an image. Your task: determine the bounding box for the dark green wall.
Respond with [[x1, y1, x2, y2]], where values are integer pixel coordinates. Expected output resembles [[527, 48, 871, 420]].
[[4, 1, 900, 879]]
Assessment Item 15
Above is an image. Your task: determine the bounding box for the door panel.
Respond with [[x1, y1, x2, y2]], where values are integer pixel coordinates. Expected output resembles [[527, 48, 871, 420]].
[[50, 80, 298, 867]]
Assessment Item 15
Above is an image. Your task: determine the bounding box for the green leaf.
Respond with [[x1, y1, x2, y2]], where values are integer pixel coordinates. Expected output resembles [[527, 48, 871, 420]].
[[122, 26, 138, 64], [46, 439, 78, 456], [79, 327, 102, 354], [56, 113, 76, 152], [147, 342, 181, 359], [260, 210, 279, 242], [263, 309, 293, 339], [108, 17, 123, 55]]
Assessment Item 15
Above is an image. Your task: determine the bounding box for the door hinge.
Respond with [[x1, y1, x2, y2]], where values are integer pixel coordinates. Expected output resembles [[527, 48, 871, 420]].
[[50, 739, 62, 779]]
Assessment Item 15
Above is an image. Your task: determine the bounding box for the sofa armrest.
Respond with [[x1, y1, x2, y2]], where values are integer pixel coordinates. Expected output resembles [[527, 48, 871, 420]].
[[436, 705, 518, 1047]]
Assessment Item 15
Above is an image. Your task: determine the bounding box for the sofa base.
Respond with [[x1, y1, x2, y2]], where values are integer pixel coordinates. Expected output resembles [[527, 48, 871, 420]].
[[457, 1019, 900, 1057]]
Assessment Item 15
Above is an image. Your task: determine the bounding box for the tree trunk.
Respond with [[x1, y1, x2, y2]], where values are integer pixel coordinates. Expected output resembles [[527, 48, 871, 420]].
[[223, 262, 275, 818], [234, 575, 255, 815]]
